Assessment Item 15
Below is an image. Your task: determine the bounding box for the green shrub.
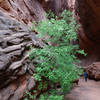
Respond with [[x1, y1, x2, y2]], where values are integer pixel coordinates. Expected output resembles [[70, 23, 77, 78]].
[[29, 10, 85, 100], [39, 94, 63, 100]]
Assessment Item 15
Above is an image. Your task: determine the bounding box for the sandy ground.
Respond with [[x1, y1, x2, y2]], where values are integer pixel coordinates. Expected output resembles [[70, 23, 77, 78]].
[[66, 78, 100, 100]]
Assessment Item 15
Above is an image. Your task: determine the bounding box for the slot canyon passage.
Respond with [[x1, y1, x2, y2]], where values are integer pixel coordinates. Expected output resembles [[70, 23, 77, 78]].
[[0, 0, 100, 100]]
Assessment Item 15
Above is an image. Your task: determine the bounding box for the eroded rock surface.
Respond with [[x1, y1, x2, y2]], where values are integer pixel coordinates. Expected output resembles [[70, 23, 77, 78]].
[[0, 0, 100, 99], [0, 12, 43, 100], [85, 62, 100, 81], [1, 0, 100, 55], [0, 0, 46, 24]]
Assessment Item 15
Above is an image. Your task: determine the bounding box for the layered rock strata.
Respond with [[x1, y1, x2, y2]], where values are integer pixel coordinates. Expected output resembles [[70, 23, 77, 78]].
[[0, 12, 43, 100]]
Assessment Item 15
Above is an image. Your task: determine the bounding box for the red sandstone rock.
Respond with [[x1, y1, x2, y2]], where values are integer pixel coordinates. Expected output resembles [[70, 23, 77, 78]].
[[0, 12, 43, 100], [0, 0, 100, 99], [86, 62, 100, 80]]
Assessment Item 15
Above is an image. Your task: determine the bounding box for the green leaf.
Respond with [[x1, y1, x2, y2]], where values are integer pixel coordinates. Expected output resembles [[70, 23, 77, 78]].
[[29, 10, 85, 100]]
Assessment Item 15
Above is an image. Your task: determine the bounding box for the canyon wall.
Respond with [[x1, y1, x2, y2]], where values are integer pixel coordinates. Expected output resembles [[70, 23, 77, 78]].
[[0, 0, 100, 99], [0, 0, 100, 54], [0, 11, 44, 100], [76, 0, 100, 53]]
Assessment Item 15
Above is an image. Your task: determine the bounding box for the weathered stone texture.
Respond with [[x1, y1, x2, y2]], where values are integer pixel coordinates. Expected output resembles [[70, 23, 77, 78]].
[[86, 62, 100, 81], [0, 0, 46, 25], [0, 0, 100, 99], [0, 12, 43, 100]]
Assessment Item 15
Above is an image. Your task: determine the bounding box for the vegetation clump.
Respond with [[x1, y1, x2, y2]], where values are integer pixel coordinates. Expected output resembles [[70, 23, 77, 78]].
[[25, 10, 85, 100]]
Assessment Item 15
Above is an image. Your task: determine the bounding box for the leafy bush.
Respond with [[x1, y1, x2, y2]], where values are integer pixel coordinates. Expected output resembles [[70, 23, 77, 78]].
[[29, 10, 85, 100], [39, 94, 63, 100]]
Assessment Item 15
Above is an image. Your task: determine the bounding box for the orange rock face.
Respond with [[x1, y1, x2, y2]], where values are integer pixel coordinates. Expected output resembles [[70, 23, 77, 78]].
[[0, 0, 46, 24], [75, 0, 100, 53]]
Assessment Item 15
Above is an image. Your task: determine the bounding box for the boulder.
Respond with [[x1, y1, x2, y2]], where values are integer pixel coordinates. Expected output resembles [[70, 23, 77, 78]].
[[86, 62, 100, 81]]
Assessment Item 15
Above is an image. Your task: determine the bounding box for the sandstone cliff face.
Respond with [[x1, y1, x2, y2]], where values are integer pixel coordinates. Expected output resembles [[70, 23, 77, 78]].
[[0, 0, 100, 55], [76, 0, 100, 53], [0, 12, 44, 100], [0, 0, 75, 23], [0, 0, 46, 24], [0, 0, 100, 99]]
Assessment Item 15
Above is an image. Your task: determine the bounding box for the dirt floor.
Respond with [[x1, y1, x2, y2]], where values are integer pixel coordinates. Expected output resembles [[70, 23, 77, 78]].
[[66, 78, 100, 100]]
